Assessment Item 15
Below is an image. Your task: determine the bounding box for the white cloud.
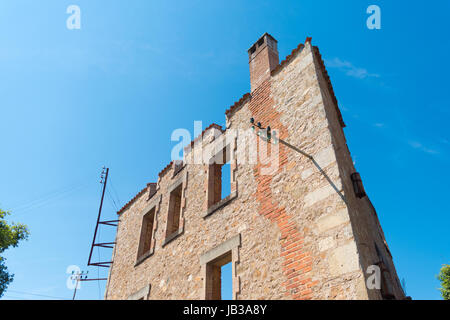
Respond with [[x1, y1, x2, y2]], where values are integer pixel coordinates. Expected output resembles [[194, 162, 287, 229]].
[[325, 58, 380, 79], [408, 141, 439, 155]]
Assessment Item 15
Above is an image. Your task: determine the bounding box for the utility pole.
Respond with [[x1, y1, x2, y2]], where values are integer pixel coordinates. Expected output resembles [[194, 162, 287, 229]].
[[71, 270, 88, 300], [88, 167, 119, 267], [88, 167, 108, 266], [81, 167, 120, 300]]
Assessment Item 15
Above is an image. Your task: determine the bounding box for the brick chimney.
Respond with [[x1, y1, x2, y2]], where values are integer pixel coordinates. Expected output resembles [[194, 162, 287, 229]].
[[248, 33, 279, 92]]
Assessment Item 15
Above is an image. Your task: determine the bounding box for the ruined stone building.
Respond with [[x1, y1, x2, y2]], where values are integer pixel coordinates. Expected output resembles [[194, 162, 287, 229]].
[[104, 34, 406, 300]]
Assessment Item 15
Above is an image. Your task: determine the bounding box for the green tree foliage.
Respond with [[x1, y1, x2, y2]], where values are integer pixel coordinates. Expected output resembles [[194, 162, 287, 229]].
[[0, 209, 30, 298], [437, 264, 450, 300]]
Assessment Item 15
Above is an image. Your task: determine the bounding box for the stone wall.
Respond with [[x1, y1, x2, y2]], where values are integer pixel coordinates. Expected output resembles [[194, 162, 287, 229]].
[[104, 36, 405, 300]]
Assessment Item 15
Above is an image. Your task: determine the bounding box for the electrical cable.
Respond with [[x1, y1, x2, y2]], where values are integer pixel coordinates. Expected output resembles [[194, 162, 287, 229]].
[[106, 188, 119, 212], [12, 183, 89, 217], [6, 290, 68, 300], [10, 183, 81, 211], [109, 178, 122, 208]]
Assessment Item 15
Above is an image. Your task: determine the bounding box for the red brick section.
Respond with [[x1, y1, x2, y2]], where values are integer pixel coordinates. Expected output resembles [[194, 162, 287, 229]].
[[249, 79, 317, 300]]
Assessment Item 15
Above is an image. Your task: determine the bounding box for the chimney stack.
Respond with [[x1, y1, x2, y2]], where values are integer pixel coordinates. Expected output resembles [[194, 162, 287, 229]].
[[248, 33, 279, 92]]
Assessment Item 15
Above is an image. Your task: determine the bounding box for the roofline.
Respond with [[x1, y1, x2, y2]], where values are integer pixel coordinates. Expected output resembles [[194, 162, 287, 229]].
[[117, 35, 345, 216]]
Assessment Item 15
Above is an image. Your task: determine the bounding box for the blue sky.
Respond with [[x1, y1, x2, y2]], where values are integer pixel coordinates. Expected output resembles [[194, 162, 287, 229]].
[[0, 0, 448, 300]]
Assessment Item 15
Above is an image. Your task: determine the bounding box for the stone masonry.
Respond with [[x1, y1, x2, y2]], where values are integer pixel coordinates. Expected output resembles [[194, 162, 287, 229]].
[[104, 33, 406, 300]]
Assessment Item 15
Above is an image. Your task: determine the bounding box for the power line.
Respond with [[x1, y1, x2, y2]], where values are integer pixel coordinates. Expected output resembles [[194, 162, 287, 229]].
[[10, 182, 88, 212], [12, 183, 89, 217], [96, 180, 103, 299], [9, 183, 80, 211], [106, 188, 119, 212], [7, 290, 68, 300], [97, 216, 102, 299], [2, 295, 34, 300], [109, 178, 122, 208]]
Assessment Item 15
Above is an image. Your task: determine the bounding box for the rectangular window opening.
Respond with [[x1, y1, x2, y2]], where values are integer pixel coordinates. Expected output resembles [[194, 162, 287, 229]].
[[221, 262, 233, 300], [208, 146, 232, 209], [205, 252, 232, 300], [221, 161, 231, 200], [166, 183, 182, 239], [137, 207, 155, 259]]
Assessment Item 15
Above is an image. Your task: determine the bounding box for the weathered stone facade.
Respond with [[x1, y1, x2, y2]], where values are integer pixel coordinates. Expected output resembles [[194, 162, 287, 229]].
[[105, 34, 406, 300]]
